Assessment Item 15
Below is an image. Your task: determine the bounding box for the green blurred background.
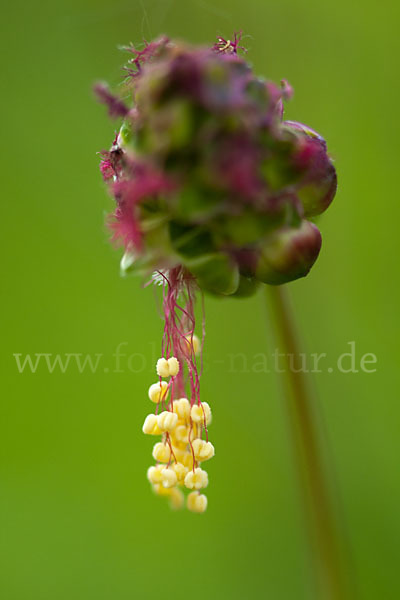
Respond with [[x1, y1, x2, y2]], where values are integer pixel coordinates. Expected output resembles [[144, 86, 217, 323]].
[[1, 0, 399, 598]]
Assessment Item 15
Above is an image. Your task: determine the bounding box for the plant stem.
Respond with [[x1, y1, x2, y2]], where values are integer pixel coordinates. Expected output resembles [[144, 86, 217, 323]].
[[266, 285, 350, 600]]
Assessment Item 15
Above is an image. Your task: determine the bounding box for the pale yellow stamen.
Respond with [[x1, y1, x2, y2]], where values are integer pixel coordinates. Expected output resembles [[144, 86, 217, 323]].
[[147, 464, 165, 484], [187, 491, 208, 513], [157, 411, 178, 432], [172, 398, 191, 420], [142, 414, 162, 435], [173, 424, 189, 443], [152, 442, 171, 463], [184, 334, 201, 356], [167, 356, 180, 377], [156, 356, 180, 378], [191, 439, 215, 461], [156, 358, 170, 378], [148, 381, 169, 404], [190, 401, 212, 425], [172, 462, 188, 482], [152, 483, 172, 497], [184, 467, 208, 490], [161, 467, 178, 488], [169, 487, 184, 510]]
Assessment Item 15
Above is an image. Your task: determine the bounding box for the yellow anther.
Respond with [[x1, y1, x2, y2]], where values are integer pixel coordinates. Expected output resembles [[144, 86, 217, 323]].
[[181, 451, 195, 469], [167, 356, 180, 377], [173, 398, 191, 420], [170, 438, 188, 451], [184, 467, 209, 490], [190, 404, 203, 424], [190, 402, 212, 425], [170, 444, 185, 462], [172, 462, 188, 482], [201, 402, 212, 424], [152, 442, 171, 463], [157, 410, 178, 432], [185, 334, 201, 355], [169, 487, 184, 510], [188, 422, 199, 441], [148, 381, 169, 404], [161, 467, 178, 488], [147, 464, 165, 484], [156, 358, 170, 378], [142, 414, 162, 435], [152, 483, 172, 497], [171, 447, 193, 469], [173, 424, 189, 443], [187, 491, 208, 513], [156, 356, 179, 378], [192, 439, 215, 461]]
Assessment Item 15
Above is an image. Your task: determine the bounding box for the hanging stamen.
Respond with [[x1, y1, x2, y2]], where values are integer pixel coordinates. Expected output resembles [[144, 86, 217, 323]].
[[142, 267, 214, 512]]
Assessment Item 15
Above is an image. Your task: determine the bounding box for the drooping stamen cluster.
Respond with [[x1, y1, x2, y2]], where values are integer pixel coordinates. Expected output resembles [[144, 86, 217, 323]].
[[142, 267, 214, 512]]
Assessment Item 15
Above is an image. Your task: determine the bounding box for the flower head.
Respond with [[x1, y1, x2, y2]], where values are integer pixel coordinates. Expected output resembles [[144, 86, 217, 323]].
[[96, 34, 336, 294], [96, 34, 337, 512]]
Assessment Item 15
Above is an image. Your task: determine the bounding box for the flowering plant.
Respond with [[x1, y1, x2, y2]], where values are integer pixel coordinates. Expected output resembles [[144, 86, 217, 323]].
[[96, 34, 336, 513]]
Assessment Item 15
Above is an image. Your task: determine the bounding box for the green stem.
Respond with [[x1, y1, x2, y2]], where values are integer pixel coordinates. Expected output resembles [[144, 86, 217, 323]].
[[266, 285, 350, 600]]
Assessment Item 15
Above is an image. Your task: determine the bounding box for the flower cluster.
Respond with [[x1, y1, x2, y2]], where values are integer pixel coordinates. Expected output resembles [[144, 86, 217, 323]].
[[96, 34, 336, 294], [96, 33, 337, 513], [142, 337, 214, 513]]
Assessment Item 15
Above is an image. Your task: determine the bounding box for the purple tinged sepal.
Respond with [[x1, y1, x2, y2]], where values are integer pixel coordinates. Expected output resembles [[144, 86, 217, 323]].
[[255, 220, 322, 285], [93, 83, 129, 118], [283, 121, 337, 217]]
